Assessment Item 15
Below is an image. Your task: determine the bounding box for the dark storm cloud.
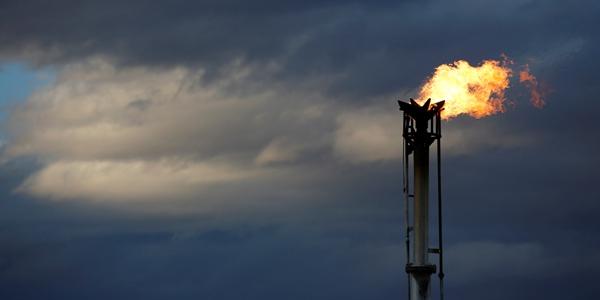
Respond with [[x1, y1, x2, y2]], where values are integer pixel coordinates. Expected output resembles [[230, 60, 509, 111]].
[[0, 0, 598, 97], [1, 0, 403, 71], [1, 1, 600, 300]]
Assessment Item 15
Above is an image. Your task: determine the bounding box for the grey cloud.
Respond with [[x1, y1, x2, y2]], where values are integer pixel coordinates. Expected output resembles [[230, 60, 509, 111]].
[[1, 1, 600, 300], [5, 58, 332, 162], [445, 241, 546, 284], [4, 58, 545, 202], [3, 58, 342, 202], [1, 1, 598, 99], [127, 98, 153, 111]]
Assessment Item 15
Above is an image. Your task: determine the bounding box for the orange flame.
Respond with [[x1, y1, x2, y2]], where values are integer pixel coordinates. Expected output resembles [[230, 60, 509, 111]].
[[418, 60, 512, 120], [519, 64, 545, 108]]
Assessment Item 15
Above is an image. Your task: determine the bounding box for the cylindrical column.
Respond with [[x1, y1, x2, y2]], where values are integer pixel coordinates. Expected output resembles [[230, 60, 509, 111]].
[[413, 142, 429, 265], [411, 129, 430, 300]]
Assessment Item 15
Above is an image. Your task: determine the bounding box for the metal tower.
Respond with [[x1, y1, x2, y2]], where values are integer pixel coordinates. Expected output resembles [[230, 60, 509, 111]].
[[399, 98, 445, 300]]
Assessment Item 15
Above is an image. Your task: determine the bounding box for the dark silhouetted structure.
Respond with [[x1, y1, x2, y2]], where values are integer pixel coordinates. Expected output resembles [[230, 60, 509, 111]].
[[399, 99, 445, 300]]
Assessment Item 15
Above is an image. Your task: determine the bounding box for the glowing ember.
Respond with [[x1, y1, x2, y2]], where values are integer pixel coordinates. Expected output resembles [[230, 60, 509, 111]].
[[418, 60, 511, 120], [519, 64, 545, 108]]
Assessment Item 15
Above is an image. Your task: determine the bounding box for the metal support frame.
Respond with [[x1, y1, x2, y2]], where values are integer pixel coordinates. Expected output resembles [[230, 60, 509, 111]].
[[399, 98, 444, 300]]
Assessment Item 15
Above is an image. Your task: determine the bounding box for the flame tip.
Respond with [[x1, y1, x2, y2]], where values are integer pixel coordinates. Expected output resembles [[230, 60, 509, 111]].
[[417, 58, 513, 119]]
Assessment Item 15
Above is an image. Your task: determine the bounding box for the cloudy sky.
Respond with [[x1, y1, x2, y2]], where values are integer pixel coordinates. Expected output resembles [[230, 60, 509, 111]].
[[0, 0, 599, 299]]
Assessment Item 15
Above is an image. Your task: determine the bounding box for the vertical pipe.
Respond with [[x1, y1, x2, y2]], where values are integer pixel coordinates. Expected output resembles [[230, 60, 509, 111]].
[[411, 124, 429, 300], [436, 113, 445, 300], [403, 114, 411, 300], [413, 143, 429, 266]]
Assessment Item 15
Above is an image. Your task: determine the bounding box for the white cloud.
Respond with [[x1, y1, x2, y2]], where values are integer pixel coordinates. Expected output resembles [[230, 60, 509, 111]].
[[5, 58, 336, 203], [5, 58, 256, 160], [5, 57, 536, 204], [255, 138, 302, 165], [18, 159, 266, 202], [333, 107, 403, 163]]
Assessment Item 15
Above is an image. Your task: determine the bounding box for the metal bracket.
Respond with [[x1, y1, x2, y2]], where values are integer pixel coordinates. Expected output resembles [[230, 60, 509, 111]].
[[405, 264, 437, 275], [428, 248, 441, 254]]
